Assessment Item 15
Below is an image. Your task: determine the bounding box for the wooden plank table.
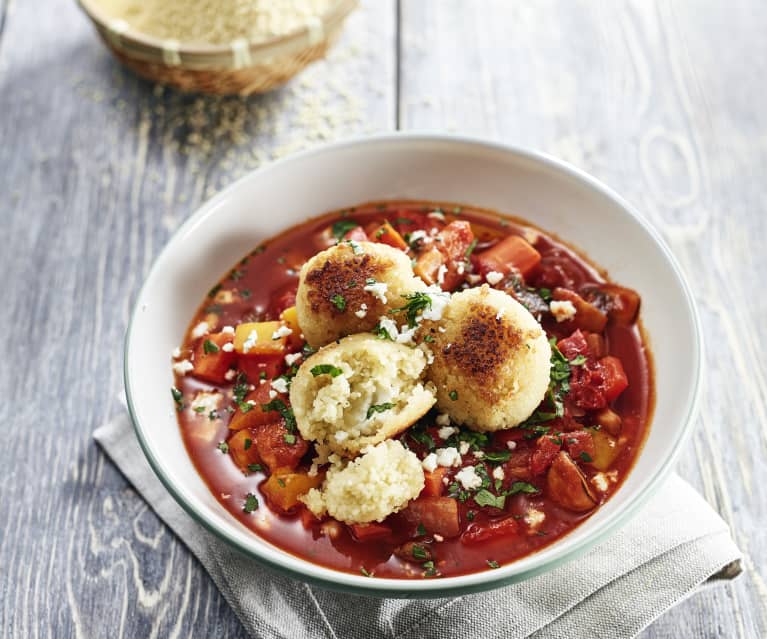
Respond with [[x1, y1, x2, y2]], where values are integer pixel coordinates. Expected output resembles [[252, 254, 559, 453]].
[[1, 0, 764, 636]]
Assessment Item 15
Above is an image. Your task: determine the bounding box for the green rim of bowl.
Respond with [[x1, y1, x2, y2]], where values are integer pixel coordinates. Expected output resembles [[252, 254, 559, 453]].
[[123, 132, 703, 597]]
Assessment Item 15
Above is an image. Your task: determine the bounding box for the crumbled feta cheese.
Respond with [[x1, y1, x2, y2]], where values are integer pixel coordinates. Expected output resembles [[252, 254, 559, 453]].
[[334, 431, 349, 442], [506, 440, 517, 450], [285, 352, 302, 366], [437, 426, 457, 440], [268, 389, 277, 399], [364, 279, 389, 303], [459, 441, 470, 455], [428, 210, 446, 221], [417, 343, 435, 365], [550, 300, 577, 323], [347, 240, 363, 255], [485, 271, 504, 285], [496, 308, 506, 321], [437, 326, 447, 333], [224, 369, 237, 381], [396, 324, 418, 345], [173, 359, 194, 375], [473, 450, 485, 460], [271, 325, 293, 340], [308, 463, 319, 477], [433, 533, 444, 542], [354, 303, 368, 319], [377, 316, 399, 340], [455, 466, 483, 490], [243, 329, 259, 353], [435, 447, 462, 468], [190, 391, 222, 415], [172, 347, 181, 359], [222, 342, 234, 352], [421, 286, 450, 321], [421, 453, 438, 472], [221, 325, 235, 335], [437, 264, 448, 285], [492, 466, 505, 481], [271, 377, 289, 394], [456, 261, 465, 275], [191, 321, 209, 339], [591, 472, 609, 492], [435, 413, 451, 427], [467, 274, 482, 285], [524, 509, 546, 529], [409, 230, 428, 245]]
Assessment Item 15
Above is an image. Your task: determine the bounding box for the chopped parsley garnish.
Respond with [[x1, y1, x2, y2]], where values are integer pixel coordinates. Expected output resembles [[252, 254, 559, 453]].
[[453, 207, 462, 214], [302, 344, 317, 357], [277, 478, 286, 487], [412, 545, 429, 560], [416, 523, 427, 537], [229, 269, 244, 281], [523, 424, 551, 440], [448, 390, 458, 401], [284, 433, 296, 445], [474, 489, 506, 510], [243, 493, 259, 513], [232, 373, 252, 412], [570, 354, 587, 366], [422, 560, 438, 577], [464, 238, 478, 260], [310, 364, 344, 378], [538, 287, 552, 302], [261, 399, 297, 431], [241, 288, 252, 299], [394, 217, 414, 225], [580, 451, 593, 463], [217, 441, 229, 454], [171, 387, 184, 411], [331, 219, 360, 240], [193, 406, 206, 414], [483, 450, 511, 464], [203, 339, 220, 354], [247, 463, 262, 473], [521, 341, 573, 428], [243, 438, 252, 450], [486, 560, 500, 569], [408, 424, 435, 450], [360, 567, 374, 577], [423, 334, 435, 343], [375, 227, 387, 239], [366, 402, 395, 419], [330, 294, 347, 311], [447, 481, 470, 503], [506, 481, 540, 496], [208, 410, 218, 420], [466, 510, 475, 521], [207, 283, 222, 299], [373, 322, 395, 341], [389, 292, 432, 328]]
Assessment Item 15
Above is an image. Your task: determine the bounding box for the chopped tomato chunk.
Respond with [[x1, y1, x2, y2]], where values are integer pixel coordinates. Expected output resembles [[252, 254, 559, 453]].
[[530, 435, 562, 476], [473, 235, 541, 279], [563, 430, 596, 464], [461, 516, 520, 545], [191, 332, 236, 384], [237, 353, 285, 383], [350, 522, 392, 542], [436, 221, 474, 290], [556, 329, 590, 361], [403, 497, 460, 538], [599, 356, 629, 401], [569, 356, 629, 410], [252, 421, 307, 472]]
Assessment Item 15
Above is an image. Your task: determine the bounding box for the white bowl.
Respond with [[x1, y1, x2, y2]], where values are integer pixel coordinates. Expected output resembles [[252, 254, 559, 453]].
[[124, 133, 702, 597]]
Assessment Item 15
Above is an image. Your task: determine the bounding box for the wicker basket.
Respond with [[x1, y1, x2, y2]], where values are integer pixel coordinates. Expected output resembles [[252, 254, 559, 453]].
[[78, 0, 358, 95]]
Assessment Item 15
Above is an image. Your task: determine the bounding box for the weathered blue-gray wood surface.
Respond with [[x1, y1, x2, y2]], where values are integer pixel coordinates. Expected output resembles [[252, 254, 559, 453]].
[[0, 0, 765, 637]]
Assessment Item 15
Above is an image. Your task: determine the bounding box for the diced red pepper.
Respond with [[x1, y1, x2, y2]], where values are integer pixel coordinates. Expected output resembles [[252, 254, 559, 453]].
[[421, 468, 448, 497], [530, 435, 562, 476], [252, 420, 308, 473], [599, 356, 629, 402], [238, 353, 285, 383], [557, 329, 590, 361], [461, 516, 520, 545], [473, 235, 541, 279], [435, 221, 474, 290], [403, 497, 460, 538], [191, 332, 236, 384], [350, 522, 393, 542], [563, 430, 596, 464]]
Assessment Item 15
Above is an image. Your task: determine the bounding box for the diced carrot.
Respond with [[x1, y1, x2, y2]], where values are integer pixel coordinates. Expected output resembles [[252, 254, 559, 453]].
[[261, 469, 324, 513], [253, 421, 308, 472], [228, 384, 276, 431], [414, 248, 444, 285], [421, 468, 447, 497], [473, 235, 541, 279], [551, 288, 608, 333], [369, 221, 408, 251], [233, 321, 287, 355], [403, 497, 460, 538], [349, 522, 392, 542], [228, 429, 262, 472], [461, 516, 519, 545], [191, 332, 236, 384], [599, 356, 629, 401]]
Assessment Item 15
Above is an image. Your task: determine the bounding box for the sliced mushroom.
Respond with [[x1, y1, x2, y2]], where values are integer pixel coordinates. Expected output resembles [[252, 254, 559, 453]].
[[546, 452, 598, 512]]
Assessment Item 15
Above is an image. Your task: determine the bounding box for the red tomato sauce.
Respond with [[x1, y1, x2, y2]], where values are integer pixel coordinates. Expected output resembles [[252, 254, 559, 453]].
[[173, 201, 654, 579]]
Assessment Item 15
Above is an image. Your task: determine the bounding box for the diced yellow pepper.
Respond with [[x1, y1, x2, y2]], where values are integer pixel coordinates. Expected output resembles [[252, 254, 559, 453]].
[[588, 429, 622, 471], [262, 469, 324, 513], [233, 321, 287, 355], [279, 306, 303, 348]]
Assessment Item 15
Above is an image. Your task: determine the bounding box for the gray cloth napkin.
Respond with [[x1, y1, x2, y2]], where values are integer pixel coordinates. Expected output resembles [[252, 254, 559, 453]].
[[94, 413, 741, 639]]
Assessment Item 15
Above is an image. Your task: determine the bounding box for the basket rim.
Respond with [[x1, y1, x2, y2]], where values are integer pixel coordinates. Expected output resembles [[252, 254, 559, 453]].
[[77, 0, 358, 69]]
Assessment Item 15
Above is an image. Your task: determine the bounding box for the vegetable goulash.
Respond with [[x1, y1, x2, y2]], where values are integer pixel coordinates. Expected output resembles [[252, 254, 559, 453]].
[[171, 202, 653, 579]]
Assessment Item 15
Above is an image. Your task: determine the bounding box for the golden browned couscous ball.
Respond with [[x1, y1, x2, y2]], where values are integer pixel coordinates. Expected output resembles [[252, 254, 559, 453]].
[[300, 439, 424, 523], [290, 333, 436, 456], [295, 241, 426, 348], [423, 285, 551, 431]]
